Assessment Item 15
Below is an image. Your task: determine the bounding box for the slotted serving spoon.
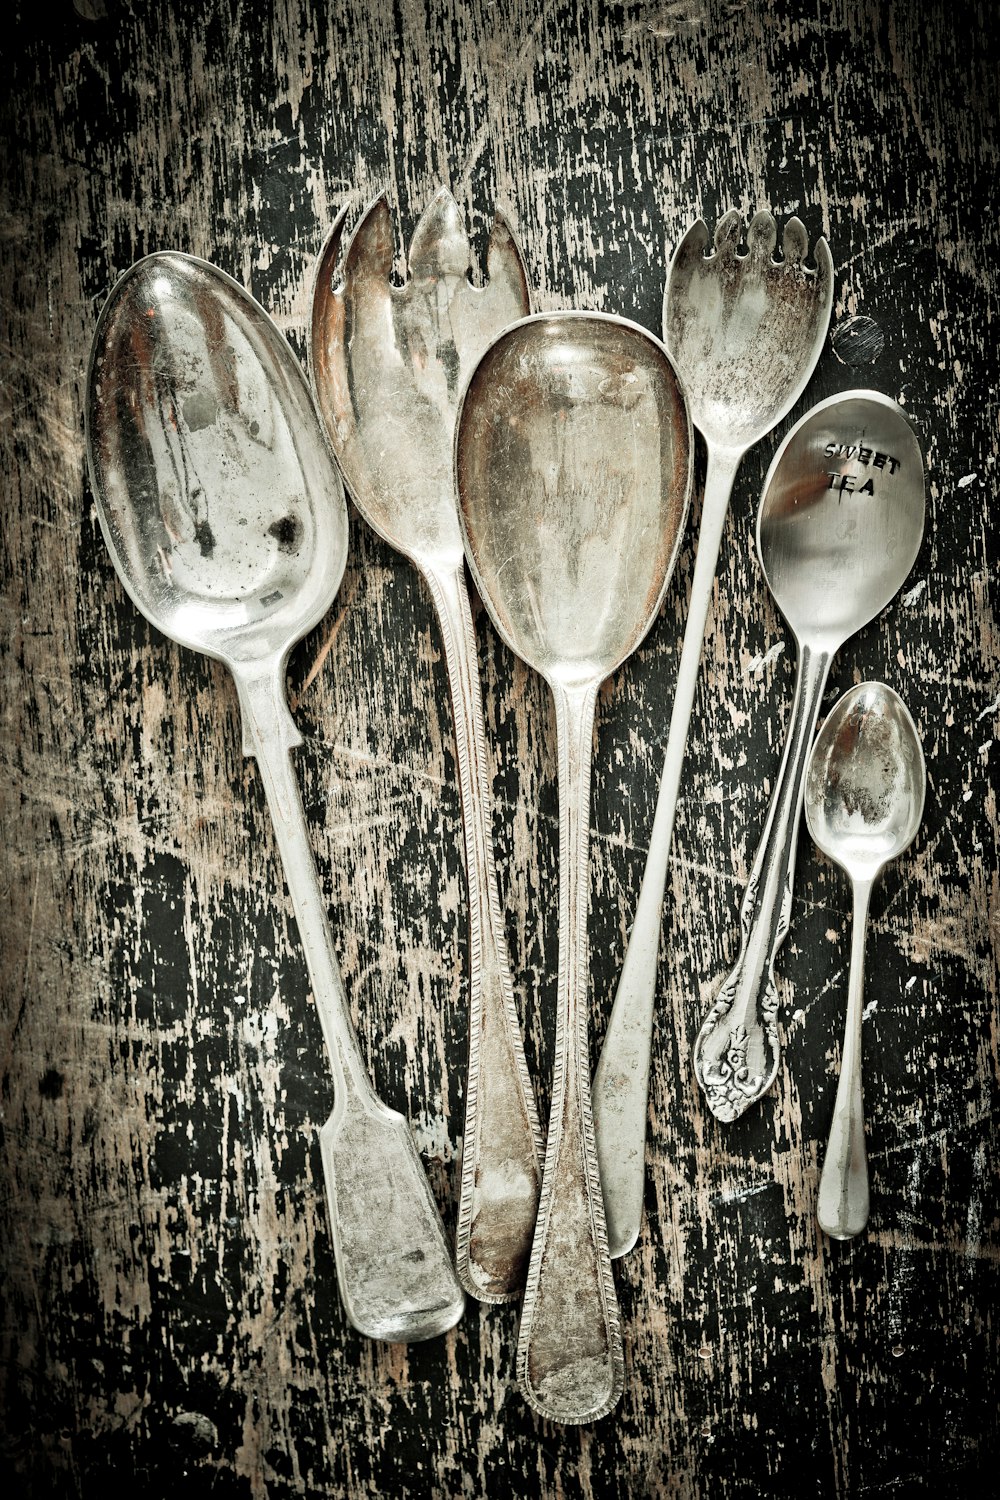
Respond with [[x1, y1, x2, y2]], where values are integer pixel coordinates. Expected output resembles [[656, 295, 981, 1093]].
[[593, 210, 834, 1253], [86, 251, 464, 1342], [456, 311, 692, 1424], [310, 189, 543, 1302], [695, 390, 924, 1120]]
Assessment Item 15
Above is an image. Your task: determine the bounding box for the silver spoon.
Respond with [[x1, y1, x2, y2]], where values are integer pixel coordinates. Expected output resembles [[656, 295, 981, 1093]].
[[593, 211, 833, 1255], [456, 311, 692, 1424], [805, 682, 925, 1239], [310, 190, 543, 1303], [693, 390, 924, 1121], [86, 251, 464, 1341]]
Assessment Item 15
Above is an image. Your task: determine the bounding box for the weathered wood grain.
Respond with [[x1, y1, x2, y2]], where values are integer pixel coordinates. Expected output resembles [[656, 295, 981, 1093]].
[[1, 1, 996, 1495]]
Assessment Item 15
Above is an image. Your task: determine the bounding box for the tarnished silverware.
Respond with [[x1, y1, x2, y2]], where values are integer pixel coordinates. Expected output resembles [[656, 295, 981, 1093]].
[[456, 311, 692, 1423], [310, 190, 543, 1302], [694, 391, 924, 1120], [86, 252, 465, 1341], [805, 683, 925, 1239], [593, 210, 834, 1255]]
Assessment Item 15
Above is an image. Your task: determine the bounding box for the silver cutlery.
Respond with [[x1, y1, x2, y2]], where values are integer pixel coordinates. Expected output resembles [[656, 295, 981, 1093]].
[[310, 189, 543, 1302], [86, 251, 465, 1341], [456, 311, 692, 1423], [694, 390, 924, 1120], [805, 682, 926, 1239], [593, 210, 834, 1253]]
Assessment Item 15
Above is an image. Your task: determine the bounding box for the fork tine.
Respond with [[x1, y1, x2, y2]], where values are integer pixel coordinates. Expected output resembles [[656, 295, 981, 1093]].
[[343, 194, 395, 285], [714, 209, 743, 258], [408, 186, 472, 278], [782, 216, 809, 266], [813, 234, 835, 290], [485, 212, 532, 308], [746, 210, 777, 263]]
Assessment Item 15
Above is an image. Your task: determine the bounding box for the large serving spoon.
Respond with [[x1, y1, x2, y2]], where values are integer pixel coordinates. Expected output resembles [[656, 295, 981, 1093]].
[[693, 390, 924, 1121], [310, 190, 543, 1303], [86, 251, 464, 1341], [805, 682, 925, 1239], [456, 311, 692, 1423], [593, 211, 834, 1255]]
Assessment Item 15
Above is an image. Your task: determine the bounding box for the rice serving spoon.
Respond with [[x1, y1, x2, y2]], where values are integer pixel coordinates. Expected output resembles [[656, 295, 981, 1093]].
[[86, 251, 465, 1342], [456, 311, 691, 1423]]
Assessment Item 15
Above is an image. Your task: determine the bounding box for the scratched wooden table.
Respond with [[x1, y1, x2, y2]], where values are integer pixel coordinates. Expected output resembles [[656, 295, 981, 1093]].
[[1, 2, 996, 1495]]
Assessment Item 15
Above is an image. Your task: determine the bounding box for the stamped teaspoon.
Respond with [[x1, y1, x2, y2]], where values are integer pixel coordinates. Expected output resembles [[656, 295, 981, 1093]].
[[86, 251, 464, 1341], [805, 682, 925, 1238], [456, 311, 692, 1423], [694, 390, 924, 1121]]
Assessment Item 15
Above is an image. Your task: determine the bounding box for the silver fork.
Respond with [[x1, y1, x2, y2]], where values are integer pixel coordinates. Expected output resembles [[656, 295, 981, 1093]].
[[592, 210, 834, 1254]]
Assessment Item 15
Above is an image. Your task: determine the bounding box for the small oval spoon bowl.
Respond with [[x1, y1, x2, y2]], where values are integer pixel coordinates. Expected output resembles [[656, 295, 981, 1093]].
[[805, 681, 925, 1239], [456, 310, 691, 1424]]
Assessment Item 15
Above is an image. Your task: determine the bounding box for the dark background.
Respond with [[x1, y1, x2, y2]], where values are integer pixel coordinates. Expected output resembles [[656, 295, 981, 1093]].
[[1, 1, 996, 1495]]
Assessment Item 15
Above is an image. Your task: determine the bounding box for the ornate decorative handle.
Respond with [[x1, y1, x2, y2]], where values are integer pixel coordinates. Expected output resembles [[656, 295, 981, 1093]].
[[517, 680, 623, 1425], [593, 444, 742, 1256], [817, 876, 873, 1239], [426, 566, 542, 1302], [235, 661, 465, 1341], [694, 641, 832, 1121]]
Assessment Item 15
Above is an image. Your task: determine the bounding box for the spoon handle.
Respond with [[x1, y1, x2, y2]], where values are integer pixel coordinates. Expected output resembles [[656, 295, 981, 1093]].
[[593, 443, 742, 1257], [517, 680, 623, 1425], [694, 641, 832, 1121], [817, 876, 873, 1239], [426, 566, 543, 1303], [235, 661, 465, 1342]]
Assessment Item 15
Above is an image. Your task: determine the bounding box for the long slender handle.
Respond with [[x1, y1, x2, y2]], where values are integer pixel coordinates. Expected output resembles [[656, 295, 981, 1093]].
[[235, 661, 465, 1341], [694, 641, 832, 1121], [517, 680, 623, 1425], [817, 877, 873, 1239], [593, 444, 742, 1256], [426, 566, 542, 1303]]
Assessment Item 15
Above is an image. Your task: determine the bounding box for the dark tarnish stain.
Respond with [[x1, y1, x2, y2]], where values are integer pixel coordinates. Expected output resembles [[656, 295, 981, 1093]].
[[38, 1068, 64, 1100], [193, 519, 215, 557], [268, 514, 300, 552], [182, 392, 219, 430], [831, 314, 886, 366]]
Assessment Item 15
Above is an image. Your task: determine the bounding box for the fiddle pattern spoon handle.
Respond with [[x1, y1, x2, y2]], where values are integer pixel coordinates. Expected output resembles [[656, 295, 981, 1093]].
[[517, 680, 623, 1426], [694, 641, 832, 1121], [593, 443, 743, 1254], [817, 876, 873, 1239], [426, 565, 543, 1302], [236, 662, 466, 1342]]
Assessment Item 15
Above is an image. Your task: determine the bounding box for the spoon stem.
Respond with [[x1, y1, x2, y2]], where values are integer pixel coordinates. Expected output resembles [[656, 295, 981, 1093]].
[[694, 640, 832, 1120], [593, 442, 743, 1256], [235, 660, 465, 1342], [516, 678, 623, 1425], [425, 565, 543, 1303], [817, 876, 873, 1239]]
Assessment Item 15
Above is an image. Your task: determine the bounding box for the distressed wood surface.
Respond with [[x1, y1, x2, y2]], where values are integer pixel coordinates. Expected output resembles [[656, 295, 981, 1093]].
[[1, 1, 997, 1495]]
